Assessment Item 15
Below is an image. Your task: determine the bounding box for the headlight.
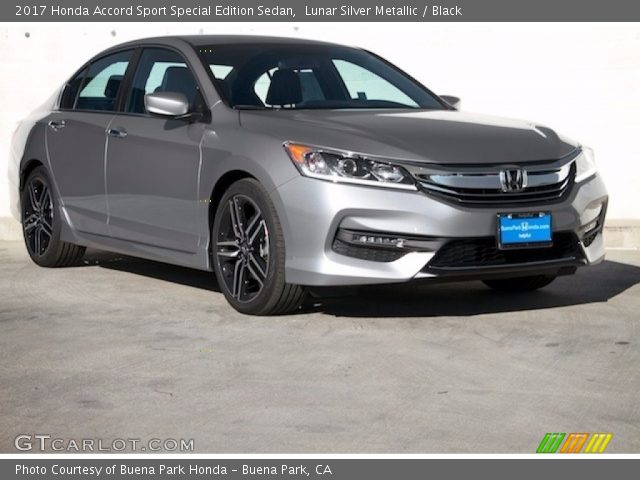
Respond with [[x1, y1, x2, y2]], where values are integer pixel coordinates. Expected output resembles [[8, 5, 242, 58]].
[[575, 147, 597, 183], [283, 142, 417, 190]]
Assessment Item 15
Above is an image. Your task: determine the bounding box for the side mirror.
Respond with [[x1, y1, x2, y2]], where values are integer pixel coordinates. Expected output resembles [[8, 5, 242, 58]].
[[440, 95, 461, 110], [144, 92, 189, 117]]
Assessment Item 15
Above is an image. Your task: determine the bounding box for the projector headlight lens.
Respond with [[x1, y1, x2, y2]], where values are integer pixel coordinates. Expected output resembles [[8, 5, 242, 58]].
[[284, 142, 416, 190]]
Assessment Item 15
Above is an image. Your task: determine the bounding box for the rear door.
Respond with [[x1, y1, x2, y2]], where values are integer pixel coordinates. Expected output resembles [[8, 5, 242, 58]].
[[46, 50, 134, 236], [105, 47, 206, 253]]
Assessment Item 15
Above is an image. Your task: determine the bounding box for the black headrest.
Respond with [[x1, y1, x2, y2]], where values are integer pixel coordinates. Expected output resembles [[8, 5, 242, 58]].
[[104, 75, 123, 99], [266, 69, 302, 106], [160, 66, 196, 103]]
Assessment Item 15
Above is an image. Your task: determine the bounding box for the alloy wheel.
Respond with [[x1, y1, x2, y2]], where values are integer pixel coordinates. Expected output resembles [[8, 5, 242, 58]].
[[23, 177, 54, 257], [216, 194, 270, 303]]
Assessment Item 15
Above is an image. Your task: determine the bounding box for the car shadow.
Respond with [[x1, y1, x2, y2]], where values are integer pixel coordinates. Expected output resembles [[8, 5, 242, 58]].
[[308, 259, 640, 317], [82, 249, 221, 293], [83, 249, 640, 318]]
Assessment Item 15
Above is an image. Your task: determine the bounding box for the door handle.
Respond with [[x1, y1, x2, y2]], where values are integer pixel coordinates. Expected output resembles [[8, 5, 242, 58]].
[[47, 120, 66, 131], [107, 127, 127, 139]]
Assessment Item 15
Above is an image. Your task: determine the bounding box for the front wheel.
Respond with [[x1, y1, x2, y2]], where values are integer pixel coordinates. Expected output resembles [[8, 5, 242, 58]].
[[482, 275, 557, 292], [212, 179, 306, 315]]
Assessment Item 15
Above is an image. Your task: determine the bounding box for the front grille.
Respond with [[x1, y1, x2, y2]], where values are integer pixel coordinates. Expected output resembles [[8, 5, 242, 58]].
[[428, 232, 580, 269], [420, 176, 572, 205], [332, 238, 406, 262], [413, 159, 576, 207]]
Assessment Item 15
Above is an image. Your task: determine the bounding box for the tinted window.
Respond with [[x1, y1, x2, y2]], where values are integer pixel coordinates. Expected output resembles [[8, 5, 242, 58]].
[[210, 64, 233, 79], [199, 44, 443, 110], [60, 67, 87, 109], [253, 67, 326, 105], [76, 50, 132, 112], [126, 48, 202, 114], [332, 60, 417, 107]]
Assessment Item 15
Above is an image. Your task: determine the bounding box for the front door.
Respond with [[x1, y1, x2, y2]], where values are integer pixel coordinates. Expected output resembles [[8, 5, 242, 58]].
[[105, 48, 206, 253]]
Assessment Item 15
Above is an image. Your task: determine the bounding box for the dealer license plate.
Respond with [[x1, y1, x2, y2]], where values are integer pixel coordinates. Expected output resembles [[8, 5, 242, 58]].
[[497, 212, 552, 249]]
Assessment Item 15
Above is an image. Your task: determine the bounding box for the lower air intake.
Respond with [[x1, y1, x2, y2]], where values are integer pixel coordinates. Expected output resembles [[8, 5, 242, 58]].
[[428, 232, 581, 269]]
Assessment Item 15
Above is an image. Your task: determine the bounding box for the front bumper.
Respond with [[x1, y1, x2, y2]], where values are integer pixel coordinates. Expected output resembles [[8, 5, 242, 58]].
[[271, 173, 608, 286]]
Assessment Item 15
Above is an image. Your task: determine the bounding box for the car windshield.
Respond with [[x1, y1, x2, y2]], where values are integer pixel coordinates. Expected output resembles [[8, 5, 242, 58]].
[[197, 43, 445, 110]]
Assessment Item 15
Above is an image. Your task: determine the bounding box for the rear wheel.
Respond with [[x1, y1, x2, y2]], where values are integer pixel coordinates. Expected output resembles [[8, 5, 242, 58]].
[[482, 275, 557, 292], [21, 166, 85, 267], [212, 178, 306, 315]]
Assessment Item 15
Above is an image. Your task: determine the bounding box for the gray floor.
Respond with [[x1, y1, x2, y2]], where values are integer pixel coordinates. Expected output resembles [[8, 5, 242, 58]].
[[1, 240, 639, 453]]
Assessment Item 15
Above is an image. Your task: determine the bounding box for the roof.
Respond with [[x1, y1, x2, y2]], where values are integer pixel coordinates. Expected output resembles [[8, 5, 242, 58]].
[[110, 34, 339, 50], [180, 35, 337, 46]]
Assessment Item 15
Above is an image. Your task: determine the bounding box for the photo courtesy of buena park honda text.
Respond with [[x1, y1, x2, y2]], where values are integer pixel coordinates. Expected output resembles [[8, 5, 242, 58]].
[[0, 0, 639, 477]]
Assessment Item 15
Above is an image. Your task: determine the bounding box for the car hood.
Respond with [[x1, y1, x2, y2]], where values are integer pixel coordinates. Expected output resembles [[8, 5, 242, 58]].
[[239, 109, 579, 164]]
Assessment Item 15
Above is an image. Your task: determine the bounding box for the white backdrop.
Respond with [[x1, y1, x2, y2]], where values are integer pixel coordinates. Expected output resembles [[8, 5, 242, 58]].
[[1, 22, 639, 220]]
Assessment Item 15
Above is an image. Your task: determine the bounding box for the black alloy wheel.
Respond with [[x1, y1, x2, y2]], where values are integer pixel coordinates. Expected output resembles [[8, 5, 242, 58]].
[[216, 194, 270, 303], [212, 179, 306, 315], [23, 175, 54, 258], [21, 166, 85, 267]]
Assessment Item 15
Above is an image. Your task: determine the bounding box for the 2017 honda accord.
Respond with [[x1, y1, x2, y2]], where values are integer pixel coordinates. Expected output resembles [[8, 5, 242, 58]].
[[9, 35, 608, 315]]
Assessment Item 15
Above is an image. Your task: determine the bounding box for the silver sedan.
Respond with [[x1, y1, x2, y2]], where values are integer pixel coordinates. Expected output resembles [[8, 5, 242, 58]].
[[9, 35, 608, 314]]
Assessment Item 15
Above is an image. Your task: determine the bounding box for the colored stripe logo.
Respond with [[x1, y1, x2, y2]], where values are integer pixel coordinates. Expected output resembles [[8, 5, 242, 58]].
[[584, 433, 613, 453], [537, 433, 612, 453], [537, 433, 565, 453]]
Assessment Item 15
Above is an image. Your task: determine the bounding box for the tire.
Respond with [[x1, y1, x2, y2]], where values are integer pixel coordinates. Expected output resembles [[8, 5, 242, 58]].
[[21, 166, 85, 267], [482, 275, 557, 292], [212, 178, 306, 315]]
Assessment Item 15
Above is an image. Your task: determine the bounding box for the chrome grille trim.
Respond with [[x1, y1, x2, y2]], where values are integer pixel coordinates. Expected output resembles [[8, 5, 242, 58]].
[[422, 161, 572, 190], [406, 155, 576, 206]]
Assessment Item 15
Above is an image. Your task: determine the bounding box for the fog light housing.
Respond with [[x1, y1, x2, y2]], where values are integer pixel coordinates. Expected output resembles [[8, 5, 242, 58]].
[[582, 219, 599, 234], [335, 228, 440, 251], [354, 234, 406, 248], [580, 201, 606, 247]]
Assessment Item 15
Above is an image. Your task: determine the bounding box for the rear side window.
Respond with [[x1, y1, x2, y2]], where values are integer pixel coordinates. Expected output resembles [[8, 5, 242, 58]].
[[75, 50, 133, 112], [125, 48, 202, 115]]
